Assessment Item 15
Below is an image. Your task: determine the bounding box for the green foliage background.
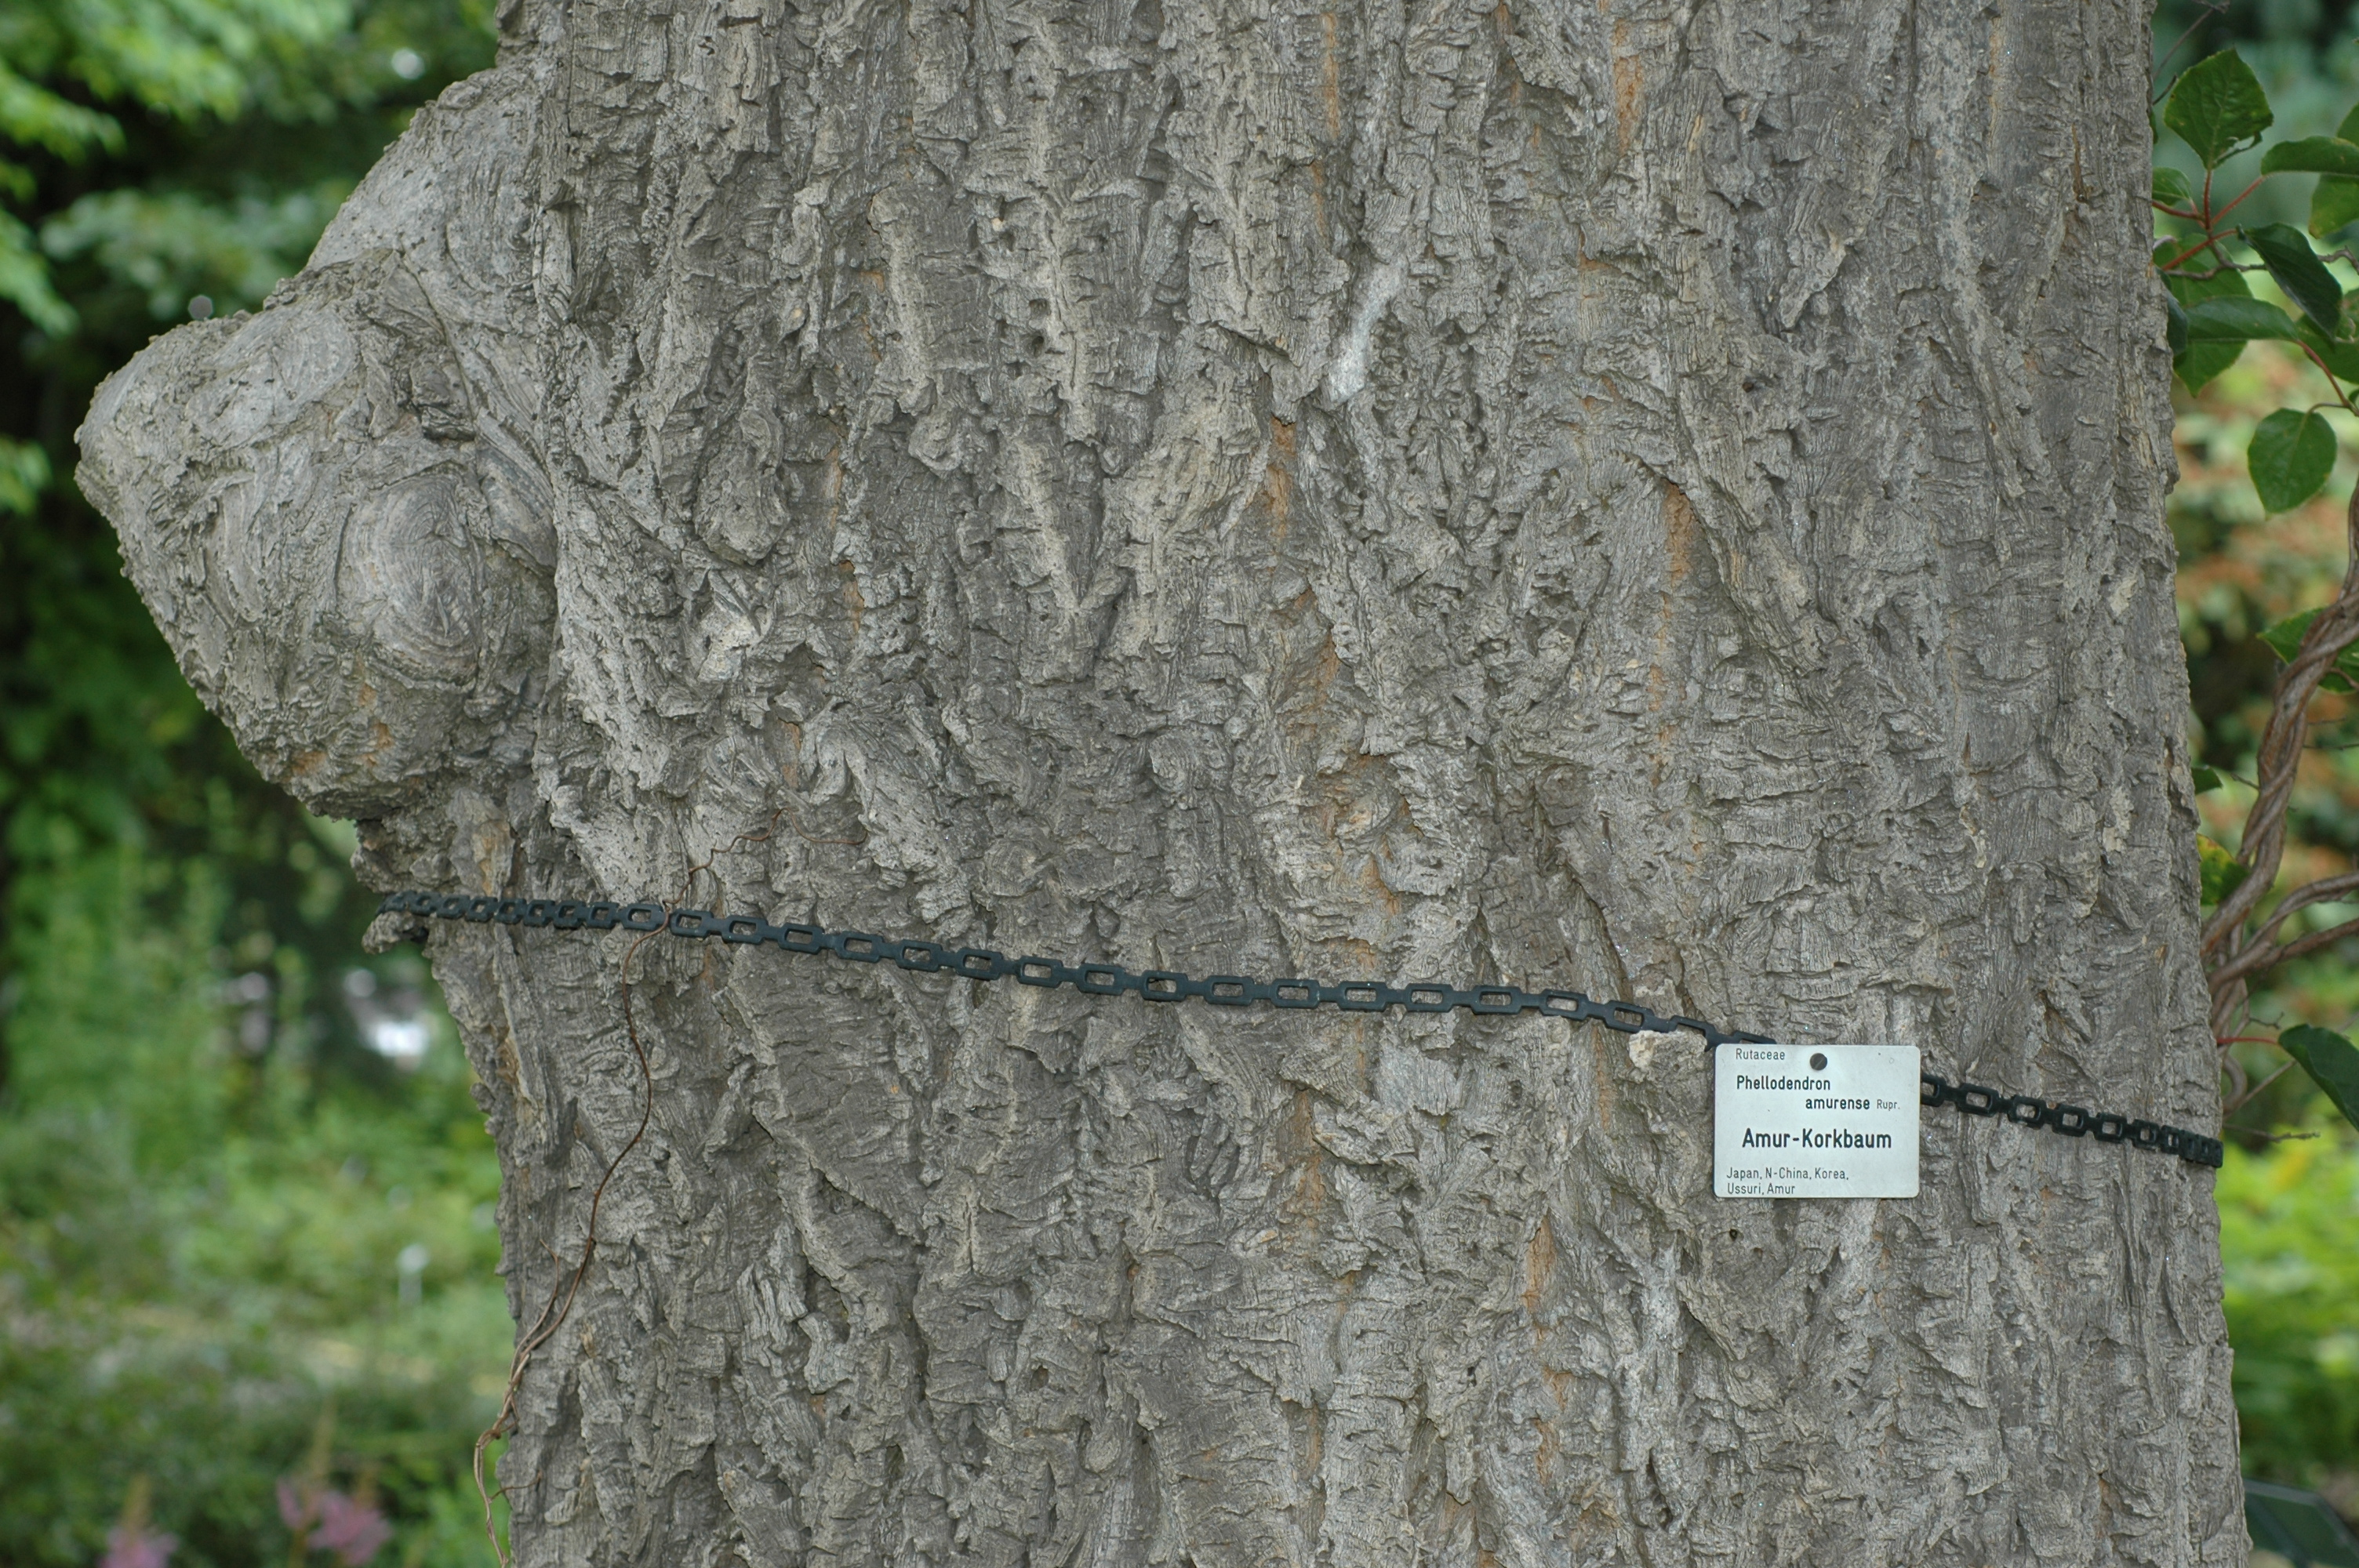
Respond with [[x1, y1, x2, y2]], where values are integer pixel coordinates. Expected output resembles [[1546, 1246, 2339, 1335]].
[[2147, 0, 2359, 1517], [0, 0, 2355, 1561], [0, 3, 511, 1563]]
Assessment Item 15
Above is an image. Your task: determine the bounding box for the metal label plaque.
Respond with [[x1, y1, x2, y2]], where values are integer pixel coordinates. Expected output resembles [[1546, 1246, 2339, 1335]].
[[1714, 1044, 1920, 1199]]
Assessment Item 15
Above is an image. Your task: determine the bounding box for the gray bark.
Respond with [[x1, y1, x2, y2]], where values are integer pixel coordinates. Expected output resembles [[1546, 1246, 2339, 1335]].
[[77, 0, 2243, 1563]]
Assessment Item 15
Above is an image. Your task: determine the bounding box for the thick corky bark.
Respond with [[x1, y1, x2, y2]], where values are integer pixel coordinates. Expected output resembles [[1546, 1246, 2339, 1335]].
[[78, 0, 2241, 1562]]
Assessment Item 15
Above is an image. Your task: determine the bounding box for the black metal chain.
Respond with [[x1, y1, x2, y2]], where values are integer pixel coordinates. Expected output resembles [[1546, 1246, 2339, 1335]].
[[374, 890, 2226, 1170]]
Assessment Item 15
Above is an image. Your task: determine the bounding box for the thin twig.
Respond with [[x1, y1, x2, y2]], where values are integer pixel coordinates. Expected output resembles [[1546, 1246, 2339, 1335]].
[[2242, 868, 2359, 951], [2160, 230, 2234, 273], [2224, 1054, 2301, 1116], [2225, 910, 2359, 985], [2211, 175, 2270, 227], [2154, 0, 2230, 103], [780, 795, 867, 849], [2223, 1037, 2252, 1107], [467, 801, 843, 1562], [471, 921, 659, 1565], [2292, 343, 2359, 416], [2220, 1123, 2321, 1144]]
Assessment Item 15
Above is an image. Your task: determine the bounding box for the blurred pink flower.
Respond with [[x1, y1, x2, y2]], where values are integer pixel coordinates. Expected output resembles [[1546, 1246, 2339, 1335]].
[[276, 1477, 316, 1531], [311, 1491, 391, 1566], [100, 1525, 177, 1568]]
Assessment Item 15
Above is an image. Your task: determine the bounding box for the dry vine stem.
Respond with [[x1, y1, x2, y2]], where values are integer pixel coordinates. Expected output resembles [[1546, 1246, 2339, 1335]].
[[467, 816, 792, 1563], [2204, 482, 2359, 1109], [468, 921, 654, 1563]]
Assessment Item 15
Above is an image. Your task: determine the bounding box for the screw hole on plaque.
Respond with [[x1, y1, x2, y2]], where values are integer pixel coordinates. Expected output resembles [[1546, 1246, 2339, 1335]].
[[1809, 1051, 1828, 1071]]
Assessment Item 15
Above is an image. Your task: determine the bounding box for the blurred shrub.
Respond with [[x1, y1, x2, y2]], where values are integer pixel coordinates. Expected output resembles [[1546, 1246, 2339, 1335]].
[[2222, 1120, 2359, 1505], [0, 835, 511, 1566], [0, 0, 507, 1563]]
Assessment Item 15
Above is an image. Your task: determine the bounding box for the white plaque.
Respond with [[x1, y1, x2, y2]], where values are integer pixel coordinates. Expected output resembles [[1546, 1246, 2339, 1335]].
[[1713, 1044, 1920, 1199]]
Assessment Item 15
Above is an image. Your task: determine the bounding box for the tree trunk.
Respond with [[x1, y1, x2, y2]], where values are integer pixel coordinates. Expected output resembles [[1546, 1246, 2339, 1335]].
[[77, 0, 2243, 1561]]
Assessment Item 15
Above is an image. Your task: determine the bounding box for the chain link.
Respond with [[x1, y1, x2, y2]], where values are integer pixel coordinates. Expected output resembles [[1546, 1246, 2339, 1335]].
[[375, 891, 2225, 1170]]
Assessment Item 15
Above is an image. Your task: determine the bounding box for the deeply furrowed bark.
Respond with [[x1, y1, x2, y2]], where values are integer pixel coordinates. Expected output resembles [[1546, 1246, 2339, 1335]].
[[78, 0, 2241, 1562]]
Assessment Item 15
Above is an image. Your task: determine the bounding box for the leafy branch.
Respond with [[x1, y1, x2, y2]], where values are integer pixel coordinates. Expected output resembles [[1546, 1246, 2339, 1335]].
[[2157, 49, 2359, 1136]]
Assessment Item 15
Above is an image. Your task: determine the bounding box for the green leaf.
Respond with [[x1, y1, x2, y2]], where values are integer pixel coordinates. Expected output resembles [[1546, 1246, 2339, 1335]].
[[2337, 102, 2359, 142], [2280, 1024, 2359, 1134], [2192, 764, 2224, 793], [2245, 223, 2346, 332], [2201, 836, 2252, 906], [0, 437, 48, 517], [2296, 316, 2359, 383], [2259, 606, 2359, 691], [2166, 52, 2275, 168], [2261, 136, 2359, 177], [2155, 166, 2197, 206], [2314, 176, 2359, 237], [2250, 409, 2339, 514], [0, 64, 124, 161], [2164, 258, 2251, 391], [2184, 295, 2299, 342], [41, 185, 346, 321], [2260, 606, 2315, 662], [0, 211, 71, 336], [2167, 292, 2190, 354], [2177, 344, 2244, 394]]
